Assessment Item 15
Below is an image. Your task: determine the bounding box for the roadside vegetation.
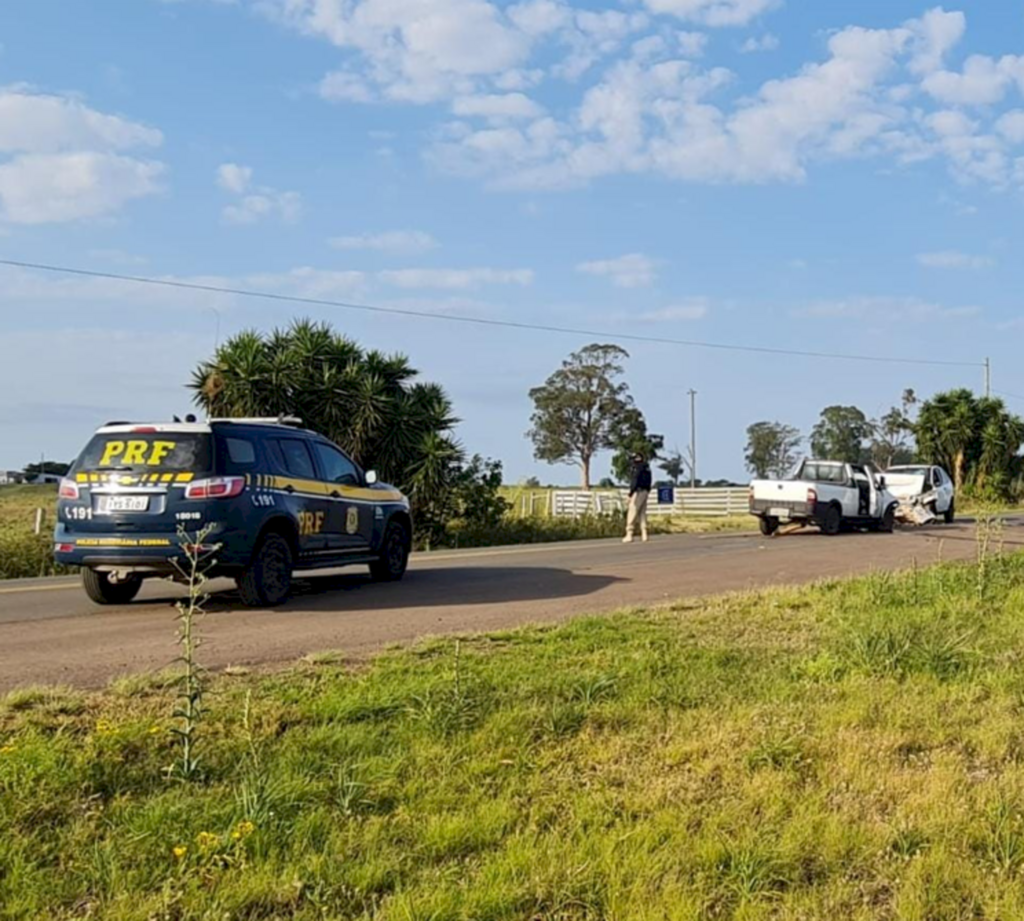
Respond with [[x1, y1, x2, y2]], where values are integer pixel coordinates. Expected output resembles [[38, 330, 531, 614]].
[[6, 545, 1024, 917], [0, 484, 65, 580]]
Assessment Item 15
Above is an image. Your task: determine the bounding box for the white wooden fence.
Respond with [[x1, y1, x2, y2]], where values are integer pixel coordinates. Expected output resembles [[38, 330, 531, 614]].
[[551, 487, 748, 519]]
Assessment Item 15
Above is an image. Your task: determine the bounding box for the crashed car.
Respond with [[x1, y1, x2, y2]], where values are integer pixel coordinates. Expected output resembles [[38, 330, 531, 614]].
[[884, 465, 955, 525]]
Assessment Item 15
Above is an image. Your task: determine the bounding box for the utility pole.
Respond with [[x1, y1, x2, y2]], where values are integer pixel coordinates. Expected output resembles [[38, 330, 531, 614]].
[[985, 357, 991, 398], [688, 389, 697, 490]]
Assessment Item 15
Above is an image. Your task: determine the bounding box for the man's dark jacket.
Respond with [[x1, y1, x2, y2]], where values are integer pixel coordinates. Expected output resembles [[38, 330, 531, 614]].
[[629, 462, 652, 496]]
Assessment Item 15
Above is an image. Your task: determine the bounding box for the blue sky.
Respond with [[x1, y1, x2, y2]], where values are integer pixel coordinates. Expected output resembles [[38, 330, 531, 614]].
[[1, 0, 1022, 483]]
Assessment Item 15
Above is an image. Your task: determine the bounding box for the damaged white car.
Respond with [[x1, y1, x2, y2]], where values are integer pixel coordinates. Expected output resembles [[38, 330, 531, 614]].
[[884, 465, 956, 525]]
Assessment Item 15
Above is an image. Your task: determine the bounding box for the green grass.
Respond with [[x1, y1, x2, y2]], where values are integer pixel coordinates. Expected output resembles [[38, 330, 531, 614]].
[[5, 550, 1024, 917], [435, 512, 753, 550], [0, 484, 66, 580]]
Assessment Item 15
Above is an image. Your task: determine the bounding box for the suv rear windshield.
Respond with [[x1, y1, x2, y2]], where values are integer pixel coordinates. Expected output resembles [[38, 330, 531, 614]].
[[75, 433, 213, 472]]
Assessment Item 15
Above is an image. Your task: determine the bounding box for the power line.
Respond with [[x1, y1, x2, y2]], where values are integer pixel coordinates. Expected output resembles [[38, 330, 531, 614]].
[[0, 258, 986, 369], [994, 390, 1024, 403]]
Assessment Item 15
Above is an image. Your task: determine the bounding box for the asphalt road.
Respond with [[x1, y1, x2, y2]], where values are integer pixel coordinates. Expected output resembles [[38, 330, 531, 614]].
[[1, 520, 1019, 692]]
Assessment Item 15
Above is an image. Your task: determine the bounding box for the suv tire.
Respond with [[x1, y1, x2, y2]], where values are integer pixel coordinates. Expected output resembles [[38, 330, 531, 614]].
[[759, 516, 779, 537], [237, 532, 293, 607], [944, 500, 956, 524], [370, 521, 410, 582], [82, 568, 143, 605]]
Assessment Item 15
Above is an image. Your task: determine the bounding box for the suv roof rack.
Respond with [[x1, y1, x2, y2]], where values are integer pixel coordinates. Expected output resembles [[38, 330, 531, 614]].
[[208, 416, 304, 427]]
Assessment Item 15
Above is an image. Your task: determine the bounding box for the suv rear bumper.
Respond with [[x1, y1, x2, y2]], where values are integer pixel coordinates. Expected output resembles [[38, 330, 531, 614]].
[[53, 523, 252, 573]]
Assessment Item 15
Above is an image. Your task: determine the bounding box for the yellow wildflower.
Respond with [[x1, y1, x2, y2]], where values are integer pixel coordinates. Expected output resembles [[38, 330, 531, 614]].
[[173, 846, 188, 860], [148, 726, 163, 735], [0, 744, 15, 756], [95, 719, 116, 736], [196, 831, 219, 850], [231, 820, 256, 841]]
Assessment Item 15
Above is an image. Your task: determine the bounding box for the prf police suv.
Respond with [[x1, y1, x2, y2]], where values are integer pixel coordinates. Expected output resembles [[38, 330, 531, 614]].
[[55, 418, 413, 607]]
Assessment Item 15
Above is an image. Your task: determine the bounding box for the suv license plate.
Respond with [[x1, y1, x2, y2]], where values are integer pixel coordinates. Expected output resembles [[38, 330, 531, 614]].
[[769, 507, 790, 518], [98, 495, 150, 513]]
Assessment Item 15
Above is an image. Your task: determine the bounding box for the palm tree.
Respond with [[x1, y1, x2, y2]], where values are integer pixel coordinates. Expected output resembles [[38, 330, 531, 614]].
[[190, 319, 462, 520]]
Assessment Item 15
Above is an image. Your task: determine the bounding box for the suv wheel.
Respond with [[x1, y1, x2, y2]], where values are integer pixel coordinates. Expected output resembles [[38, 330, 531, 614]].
[[944, 500, 956, 524], [237, 532, 293, 607], [370, 521, 410, 582], [759, 516, 779, 537], [82, 569, 143, 605]]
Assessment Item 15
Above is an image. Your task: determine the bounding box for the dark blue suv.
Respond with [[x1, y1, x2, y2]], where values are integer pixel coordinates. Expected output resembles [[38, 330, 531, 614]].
[[54, 418, 413, 607]]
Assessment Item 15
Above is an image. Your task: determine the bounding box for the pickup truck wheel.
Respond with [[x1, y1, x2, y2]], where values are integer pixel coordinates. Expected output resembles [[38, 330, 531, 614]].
[[759, 516, 779, 537], [821, 504, 842, 536], [944, 500, 956, 524], [82, 568, 143, 605], [879, 505, 896, 534], [370, 521, 410, 582], [237, 532, 293, 607]]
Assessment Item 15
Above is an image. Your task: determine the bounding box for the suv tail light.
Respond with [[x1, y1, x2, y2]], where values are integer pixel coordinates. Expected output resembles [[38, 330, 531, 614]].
[[59, 478, 80, 500], [748, 485, 755, 508], [807, 487, 818, 506], [184, 476, 246, 500]]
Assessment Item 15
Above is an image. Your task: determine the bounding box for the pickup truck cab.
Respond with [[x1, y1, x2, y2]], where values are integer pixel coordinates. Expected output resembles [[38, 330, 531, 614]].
[[749, 459, 899, 536]]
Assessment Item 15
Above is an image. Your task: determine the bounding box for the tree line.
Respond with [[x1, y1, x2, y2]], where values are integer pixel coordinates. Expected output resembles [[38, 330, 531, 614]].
[[745, 389, 1024, 499], [12, 327, 1021, 513]]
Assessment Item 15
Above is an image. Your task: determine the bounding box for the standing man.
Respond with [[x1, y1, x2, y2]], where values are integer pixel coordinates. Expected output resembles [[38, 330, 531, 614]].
[[624, 452, 652, 543]]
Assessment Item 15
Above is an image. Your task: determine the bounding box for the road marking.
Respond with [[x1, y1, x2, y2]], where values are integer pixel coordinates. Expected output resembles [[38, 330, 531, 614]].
[[0, 582, 80, 596]]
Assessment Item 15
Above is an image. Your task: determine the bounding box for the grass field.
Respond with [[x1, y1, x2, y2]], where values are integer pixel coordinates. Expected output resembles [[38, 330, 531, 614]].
[[0, 484, 64, 580], [4, 545, 1024, 918]]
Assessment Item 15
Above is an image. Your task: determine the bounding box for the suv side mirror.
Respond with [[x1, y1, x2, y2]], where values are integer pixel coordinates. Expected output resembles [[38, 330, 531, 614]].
[[878, 476, 887, 489], [365, 470, 378, 486]]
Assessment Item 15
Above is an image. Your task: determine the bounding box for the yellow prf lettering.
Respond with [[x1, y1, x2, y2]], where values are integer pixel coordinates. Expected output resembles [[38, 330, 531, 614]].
[[298, 511, 325, 536], [122, 441, 149, 465], [99, 441, 125, 466], [147, 441, 176, 466]]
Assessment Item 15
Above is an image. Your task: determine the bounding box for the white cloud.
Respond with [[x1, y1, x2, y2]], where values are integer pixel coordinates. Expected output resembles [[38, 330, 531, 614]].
[[906, 7, 965, 76], [319, 70, 376, 103], [452, 93, 544, 121], [0, 88, 164, 224], [329, 230, 438, 254], [640, 0, 778, 28], [0, 152, 163, 224], [922, 54, 1024, 107], [0, 88, 163, 153], [507, 0, 571, 37], [795, 295, 981, 321], [268, 0, 531, 104], [677, 31, 708, 57], [379, 267, 534, 289], [577, 253, 658, 288], [216, 162, 253, 193], [635, 300, 708, 321], [916, 250, 995, 269], [432, 8, 1024, 194], [740, 33, 779, 54], [996, 110, 1024, 144], [217, 163, 301, 225], [223, 191, 302, 225]]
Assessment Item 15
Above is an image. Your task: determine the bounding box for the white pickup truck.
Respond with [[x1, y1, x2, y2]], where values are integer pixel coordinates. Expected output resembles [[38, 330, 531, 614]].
[[749, 459, 899, 536]]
